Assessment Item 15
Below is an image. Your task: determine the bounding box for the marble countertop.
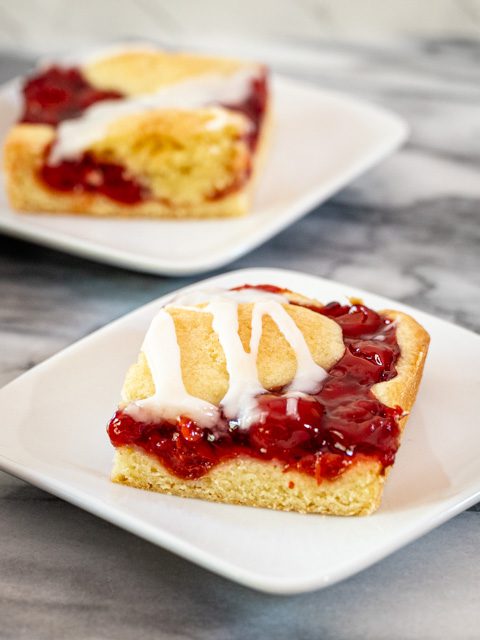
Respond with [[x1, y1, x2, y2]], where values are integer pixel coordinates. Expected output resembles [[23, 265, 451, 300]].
[[1, 39, 479, 639]]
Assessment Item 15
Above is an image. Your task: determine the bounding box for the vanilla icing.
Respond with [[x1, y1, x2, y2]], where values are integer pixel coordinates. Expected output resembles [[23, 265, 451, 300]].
[[125, 289, 329, 430], [126, 309, 220, 427], [48, 66, 260, 164]]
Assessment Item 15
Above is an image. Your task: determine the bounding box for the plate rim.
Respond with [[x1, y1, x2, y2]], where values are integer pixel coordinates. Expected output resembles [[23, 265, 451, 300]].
[[1, 266, 480, 594]]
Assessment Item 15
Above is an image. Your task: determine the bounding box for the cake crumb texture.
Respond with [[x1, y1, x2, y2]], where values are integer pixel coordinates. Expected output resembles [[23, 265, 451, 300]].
[[112, 446, 385, 516], [84, 50, 249, 96]]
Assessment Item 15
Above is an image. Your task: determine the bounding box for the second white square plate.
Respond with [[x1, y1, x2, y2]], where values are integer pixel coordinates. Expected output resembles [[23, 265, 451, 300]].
[[1, 268, 480, 594], [0, 75, 406, 274]]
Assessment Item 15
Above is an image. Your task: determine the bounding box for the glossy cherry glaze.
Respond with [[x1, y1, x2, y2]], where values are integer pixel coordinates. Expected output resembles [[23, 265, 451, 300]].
[[20, 66, 123, 126], [223, 70, 268, 150], [108, 286, 403, 482], [40, 151, 148, 204], [20, 65, 268, 204]]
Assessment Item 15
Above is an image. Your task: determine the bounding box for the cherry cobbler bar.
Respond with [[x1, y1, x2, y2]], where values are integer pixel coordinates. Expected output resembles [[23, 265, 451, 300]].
[[3, 46, 270, 218], [107, 284, 429, 516]]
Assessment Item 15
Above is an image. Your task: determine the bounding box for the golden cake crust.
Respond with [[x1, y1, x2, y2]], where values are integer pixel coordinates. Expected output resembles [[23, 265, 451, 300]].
[[372, 309, 429, 432], [3, 49, 270, 219], [84, 49, 251, 96], [111, 294, 430, 516]]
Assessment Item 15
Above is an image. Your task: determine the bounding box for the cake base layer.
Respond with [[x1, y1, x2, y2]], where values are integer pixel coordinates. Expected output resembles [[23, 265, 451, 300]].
[[112, 446, 386, 516]]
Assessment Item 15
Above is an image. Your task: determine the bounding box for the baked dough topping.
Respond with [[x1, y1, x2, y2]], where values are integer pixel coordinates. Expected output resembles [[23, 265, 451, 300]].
[[108, 285, 404, 482], [48, 66, 262, 164], [124, 288, 339, 428]]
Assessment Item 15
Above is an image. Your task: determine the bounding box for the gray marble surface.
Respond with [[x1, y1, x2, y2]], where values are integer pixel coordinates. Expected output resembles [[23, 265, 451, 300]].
[[0, 39, 479, 639]]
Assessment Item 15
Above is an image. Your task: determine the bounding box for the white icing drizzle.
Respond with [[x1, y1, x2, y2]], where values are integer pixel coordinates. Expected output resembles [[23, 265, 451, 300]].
[[205, 299, 264, 427], [251, 301, 327, 395], [126, 309, 219, 428], [125, 289, 330, 430], [48, 66, 260, 164]]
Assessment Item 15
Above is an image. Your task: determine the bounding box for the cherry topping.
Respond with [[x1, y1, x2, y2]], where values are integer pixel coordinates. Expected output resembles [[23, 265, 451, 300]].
[[20, 66, 123, 126], [40, 153, 147, 205], [320, 303, 382, 337], [108, 286, 404, 483], [222, 70, 268, 149], [20, 65, 268, 204], [178, 416, 204, 443]]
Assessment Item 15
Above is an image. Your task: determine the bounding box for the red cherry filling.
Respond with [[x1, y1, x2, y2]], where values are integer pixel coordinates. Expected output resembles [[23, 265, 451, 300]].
[[222, 70, 268, 150], [40, 152, 148, 205], [19, 65, 268, 205], [320, 302, 383, 336], [108, 288, 404, 482], [20, 65, 123, 126]]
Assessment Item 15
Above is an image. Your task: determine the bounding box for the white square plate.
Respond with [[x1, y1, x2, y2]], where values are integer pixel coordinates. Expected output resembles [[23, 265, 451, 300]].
[[0, 75, 406, 275], [1, 267, 480, 594]]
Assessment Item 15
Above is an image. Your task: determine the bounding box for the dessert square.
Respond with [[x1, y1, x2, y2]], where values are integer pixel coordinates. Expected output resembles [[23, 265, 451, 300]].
[[3, 46, 270, 219], [107, 284, 430, 516]]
